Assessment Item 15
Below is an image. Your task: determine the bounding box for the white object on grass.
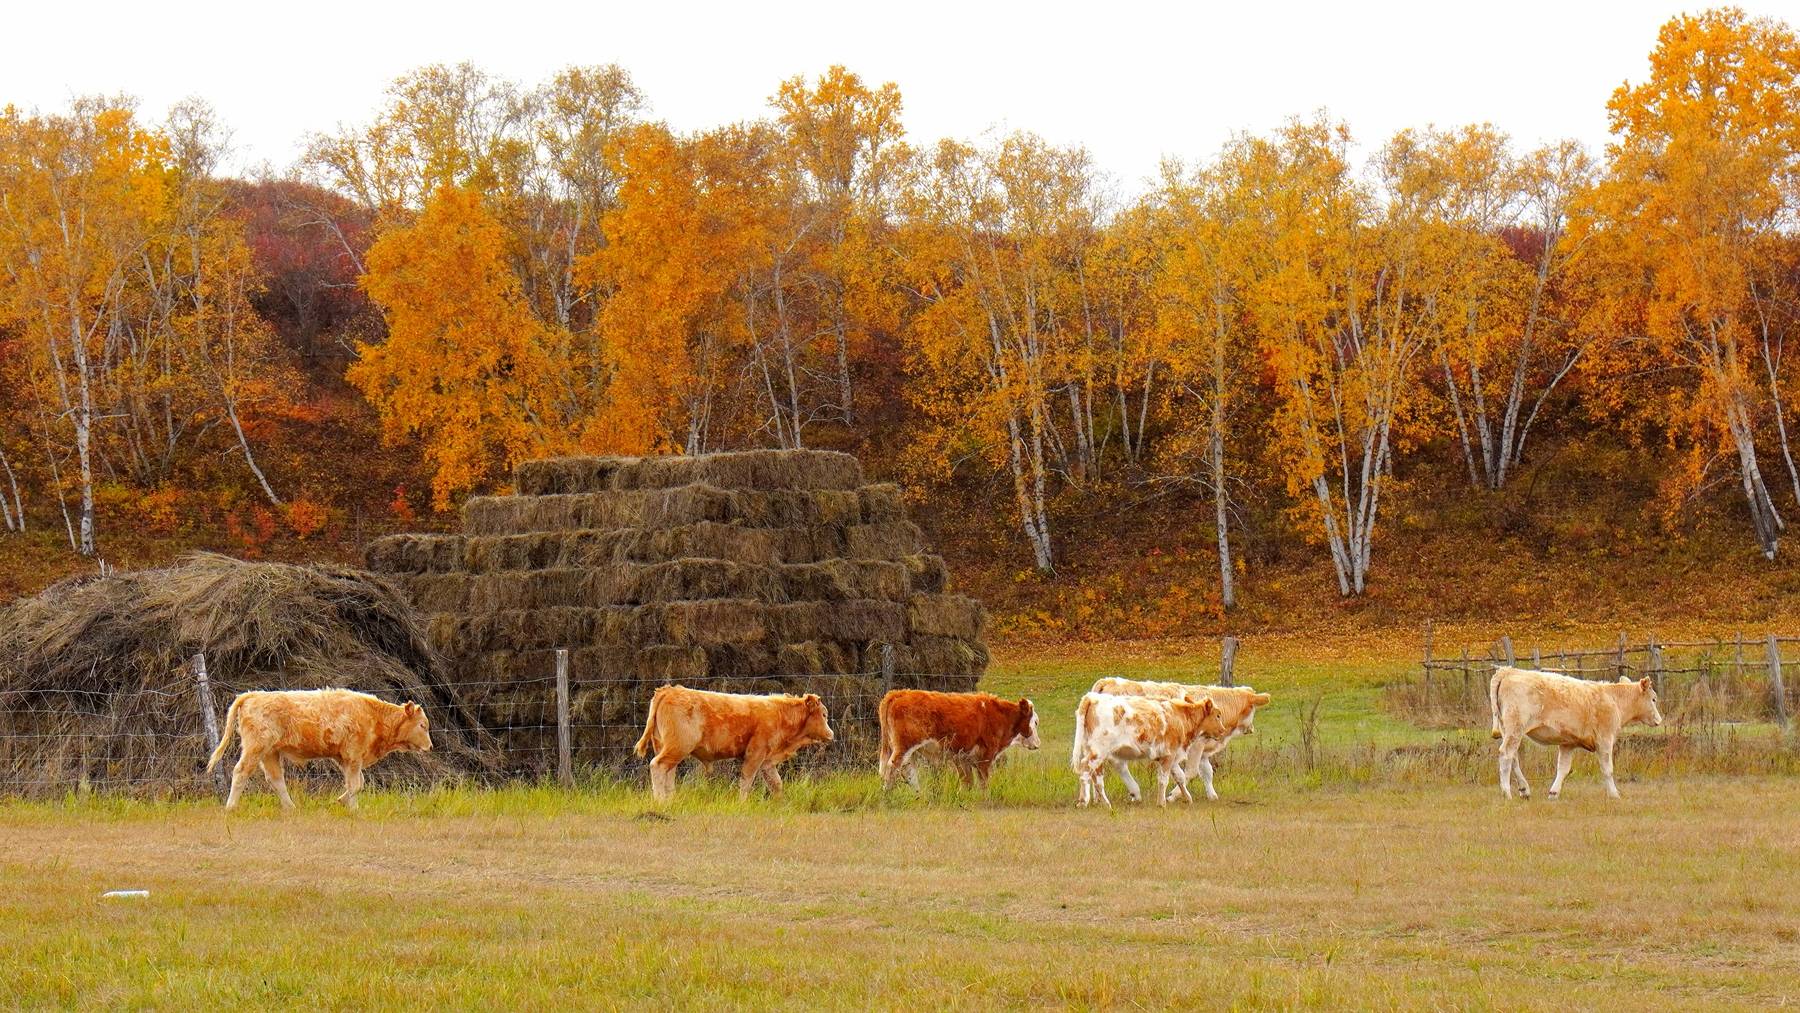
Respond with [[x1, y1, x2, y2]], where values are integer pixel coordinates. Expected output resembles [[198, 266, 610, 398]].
[[100, 890, 149, 899]]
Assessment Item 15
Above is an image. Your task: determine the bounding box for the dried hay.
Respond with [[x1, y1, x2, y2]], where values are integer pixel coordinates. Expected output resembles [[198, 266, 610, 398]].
[[364, 534, 466, 574], [779, 559, 909, 601], [0, 553, 492, 794], [844, 521, 925, 559], [516, 449, 864, 495], [906, 594, 986, 640]]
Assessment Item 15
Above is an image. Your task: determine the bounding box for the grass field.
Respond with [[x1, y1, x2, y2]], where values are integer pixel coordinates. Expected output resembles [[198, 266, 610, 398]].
[[5, 638, 1799, 1010]]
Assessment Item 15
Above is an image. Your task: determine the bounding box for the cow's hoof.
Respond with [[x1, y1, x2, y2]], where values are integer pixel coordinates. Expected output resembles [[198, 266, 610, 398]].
[[1547, 792, 1559, 800]]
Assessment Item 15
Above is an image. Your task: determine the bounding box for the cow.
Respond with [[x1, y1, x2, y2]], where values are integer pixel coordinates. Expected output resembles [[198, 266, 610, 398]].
[[876, 690, 1040, 793], [1488, 666, 1664, 800], [1070, 692, 1224, 808], [204, 688, 434, 810], [1089, 677, 1272, 801], [633, 685, 834, 802]]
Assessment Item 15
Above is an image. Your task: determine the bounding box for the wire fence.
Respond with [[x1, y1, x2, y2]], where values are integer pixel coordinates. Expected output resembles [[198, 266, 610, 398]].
[[0, 647, 973, 799], [1398, 627, 1798, 730]]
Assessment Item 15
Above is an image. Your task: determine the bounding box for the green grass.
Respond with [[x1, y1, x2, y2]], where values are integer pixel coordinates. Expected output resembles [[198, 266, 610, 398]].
[[5, 641, 1799, 1009]]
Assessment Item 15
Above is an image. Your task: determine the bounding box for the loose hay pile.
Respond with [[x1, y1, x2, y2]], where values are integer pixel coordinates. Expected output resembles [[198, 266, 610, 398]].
[[366, 449, 989, 770], [0, 553, 491, 796]]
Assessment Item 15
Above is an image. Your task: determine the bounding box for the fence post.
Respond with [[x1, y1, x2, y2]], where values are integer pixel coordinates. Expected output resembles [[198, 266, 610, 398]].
[[1531, 646, 1541, 668], [1421, 622, 1434, 711], [1498, 635, 1515, 667], [1766, 635, 1789, 730], [1616, 632, 1628, 680], [1460, 648, 1472, 712], [555, 648, 573, 789], [1647, 635, 1664, 697], [1219, 636, 1240, 687], [880, 643, 895, 698], [192, 653, 226, 797]]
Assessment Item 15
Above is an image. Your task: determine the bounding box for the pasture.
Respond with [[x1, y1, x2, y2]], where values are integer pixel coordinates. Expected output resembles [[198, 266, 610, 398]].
[[4, 638, 1798, 1010]]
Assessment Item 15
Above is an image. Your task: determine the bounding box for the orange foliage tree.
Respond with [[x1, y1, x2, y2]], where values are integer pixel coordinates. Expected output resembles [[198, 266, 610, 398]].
[[1579, 9, 1800, 558]]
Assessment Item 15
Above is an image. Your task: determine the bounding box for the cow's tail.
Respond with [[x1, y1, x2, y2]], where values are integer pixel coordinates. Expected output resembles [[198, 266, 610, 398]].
[[1070, 695, 1092, 773], [1488, 668, 1505, 739], [633, 687, 667, 758], [204, 694, 243, 774], [876, 691, 896, 771]]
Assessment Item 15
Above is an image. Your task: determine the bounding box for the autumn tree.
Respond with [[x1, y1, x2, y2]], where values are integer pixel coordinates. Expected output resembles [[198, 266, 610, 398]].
[[1581, 8, 1800, 558], [352, 185, 584, 507], [903, 133, 1105, 573], [770, 66, 907, 430], [1399, 126, 1596, 489]]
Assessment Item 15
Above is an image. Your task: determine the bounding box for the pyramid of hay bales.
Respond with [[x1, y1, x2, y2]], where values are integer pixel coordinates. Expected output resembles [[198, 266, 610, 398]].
[[365, 449, 987, 769]]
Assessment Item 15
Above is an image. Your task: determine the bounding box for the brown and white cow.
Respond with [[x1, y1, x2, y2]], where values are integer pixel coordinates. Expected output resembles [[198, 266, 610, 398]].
[[877, 690, 1040, 793], [633, 685, 835, 802], [1090, 677, 1272, 801], [1070, 692, 1224, 808], [1489, 666, 1664, 800], [204, 688, 434, 810]]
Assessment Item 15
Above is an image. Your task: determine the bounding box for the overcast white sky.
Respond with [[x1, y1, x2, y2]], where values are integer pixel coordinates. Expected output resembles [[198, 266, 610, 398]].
[[8, 1, 1800, 191]]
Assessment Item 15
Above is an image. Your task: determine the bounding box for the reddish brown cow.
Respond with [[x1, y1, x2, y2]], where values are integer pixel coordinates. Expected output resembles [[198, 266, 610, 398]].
[[204, 688, 434, 810], [877, 690, 1041, 793], [633, 685, 835, 801]]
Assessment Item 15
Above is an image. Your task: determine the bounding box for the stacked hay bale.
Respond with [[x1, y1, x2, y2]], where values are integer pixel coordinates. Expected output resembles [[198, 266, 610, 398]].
[[366, 450, 987, 771]]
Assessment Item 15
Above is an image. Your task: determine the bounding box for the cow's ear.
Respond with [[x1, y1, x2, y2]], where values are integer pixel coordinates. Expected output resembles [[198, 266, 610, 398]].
[[1253, 693, 1272, 706], [404, 701, 422, 717], [1201, 699, 1215, 716], [1639, 677, 1653, 692], [1018, 697, 1030, 713]]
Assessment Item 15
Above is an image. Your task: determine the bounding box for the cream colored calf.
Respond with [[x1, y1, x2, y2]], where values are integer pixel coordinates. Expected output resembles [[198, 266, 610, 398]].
[[1488, 666, 1663, 800]]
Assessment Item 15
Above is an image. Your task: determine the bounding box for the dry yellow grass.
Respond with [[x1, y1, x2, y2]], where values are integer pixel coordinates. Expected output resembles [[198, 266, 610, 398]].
[[4, 776, 1798, 1010]]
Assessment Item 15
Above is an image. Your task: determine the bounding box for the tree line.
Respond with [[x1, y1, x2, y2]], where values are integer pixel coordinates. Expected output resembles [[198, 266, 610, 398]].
[[2, 8, 1798, 602]]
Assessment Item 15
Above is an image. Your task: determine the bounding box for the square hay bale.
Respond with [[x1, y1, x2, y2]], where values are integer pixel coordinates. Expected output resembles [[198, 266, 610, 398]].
[[776, 641, 825, 675], [464, 532, 568, 573], [523, 568, 591, 608], [606, 449, 864, 491], [780, 560, 908, 601], [659, 600, 768, 645], [403, 573, 474, 613], [515, 457, 638, 495], [636, 645, 708, 681], [844, 521, 924, 559], [906, 593, 986, 639], [900, 555, 949, 594], [639, 485, 737, 527], [766, 602, 827, 642], [652, 523, 780, 565], [631, 559, 785, 604], [816, 600, 907, 643], [908, 635, 990, 677], [857, 484, 906, 523], [704, 643, 779, 678], [467, 574, 533, 613], [365, 534, 466, 574]]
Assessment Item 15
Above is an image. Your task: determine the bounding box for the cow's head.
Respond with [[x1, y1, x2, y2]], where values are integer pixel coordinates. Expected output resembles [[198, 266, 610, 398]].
[[1625, 676, 1663, 727], [398, 701, 433, 752], [801, 693, 834, 744], [1011, 698, 1041, 750], [1235, 690, 1273, 736], [1182, 698, 1225, 738]]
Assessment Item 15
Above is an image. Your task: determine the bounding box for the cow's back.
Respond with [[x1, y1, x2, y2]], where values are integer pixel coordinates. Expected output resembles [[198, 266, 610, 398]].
[[237, 689, 389, 762]]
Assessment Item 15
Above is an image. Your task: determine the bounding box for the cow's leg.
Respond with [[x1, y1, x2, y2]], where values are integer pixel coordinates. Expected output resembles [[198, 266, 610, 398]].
[[1113, 760, 1142, 803], [337, 762, 365, 810], [1548, 746, 1576, 800], [1169, 759, 1194, 804], [761, 763, 784, 797], [1080, 762, 1108, 809], [1498, 734, 1526, 799], [649, 756, 680, 802], [878, 741, 896, 789], [1597, 737, 1620, 799], [975, 758, 996, 792], [739, 743, 770, 799], [1154, 759, 1175, 808], [1511, 743, 1532, 798], [258, 753, 296, 809], [223, 748, 257, 810]]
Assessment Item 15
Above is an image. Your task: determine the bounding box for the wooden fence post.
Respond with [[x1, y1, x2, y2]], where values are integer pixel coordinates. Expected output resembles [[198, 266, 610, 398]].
[[1616, 632, 1628, 680], [1498, 635, 1515, 667], [1531, 646, 1541, 668], [193, 653, 226, 797], [881, 643, 895, 698], [1647, 635, 1664, 697], [1421, 622, 1434, 711], [1219, 636, 1240, 687], [1460, 647, 1472, 712], [555, 648, 573, 788], [1766, 635, 1789, 730]]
